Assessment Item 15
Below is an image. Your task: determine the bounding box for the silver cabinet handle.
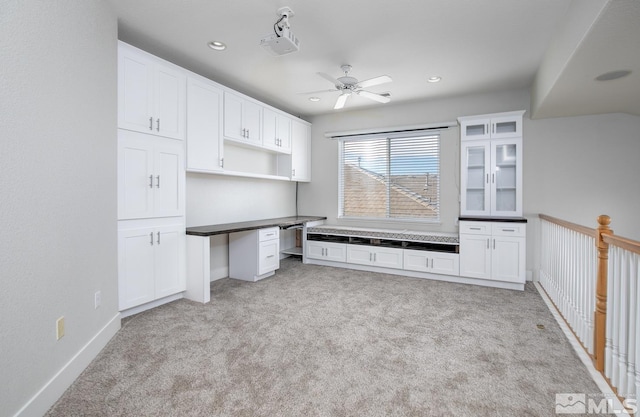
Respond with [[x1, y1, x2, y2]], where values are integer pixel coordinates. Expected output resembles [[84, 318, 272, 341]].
[[486, 174, 489, 184], [246, 129, 250, 138], [156, 118, 160, 132], [149, 117, 153, 130], [431, 259, 434, 268], [241, 128, 246, 138], [292, 169, 296, 177], [492, 173, 495, 183], [149, 175, 153, 188], [220, 158, 224, 168], [493, 239, 496, 250], [155, 175, 160, 188], [470, 227, 481, 230], [502, 228, 515, 232], [267, 255, 275, 258], [373, 253, 377, 262], [486, 238, 490, 249], [150, 232, 154, 246], [157, 231, 161, 245]]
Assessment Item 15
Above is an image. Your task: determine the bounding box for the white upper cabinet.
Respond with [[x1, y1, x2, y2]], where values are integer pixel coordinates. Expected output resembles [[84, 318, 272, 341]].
[[223, 91, 262, 146], [186, 75, 223, 173], [118, 129, 185, 220], [118, 42, 186, 140], [459, 111, 523, 141], [291, 120, 311, 182], [459, 111, 524, 217], [262, 108, 292, 153]]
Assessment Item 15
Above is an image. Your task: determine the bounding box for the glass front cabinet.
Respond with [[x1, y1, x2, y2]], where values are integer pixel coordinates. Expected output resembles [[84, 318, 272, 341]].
[[458, 111, 524, 217]]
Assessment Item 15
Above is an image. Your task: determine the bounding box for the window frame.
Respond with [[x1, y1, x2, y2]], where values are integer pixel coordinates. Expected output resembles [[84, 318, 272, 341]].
[[337, 130, 441, 223]]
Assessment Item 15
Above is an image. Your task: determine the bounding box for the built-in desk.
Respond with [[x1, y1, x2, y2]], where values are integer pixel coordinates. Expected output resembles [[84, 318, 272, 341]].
[[185, 216, 326, 303]]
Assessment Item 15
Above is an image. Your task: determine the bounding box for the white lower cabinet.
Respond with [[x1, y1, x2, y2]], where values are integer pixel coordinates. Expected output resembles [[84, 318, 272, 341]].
[[403, 250, 460, 276], [118, 222, 185, 310], [306, 241, 347, 262], [229, 227, 280, 281], [346, 245, 404, 269], [459, 221, 526, 283]]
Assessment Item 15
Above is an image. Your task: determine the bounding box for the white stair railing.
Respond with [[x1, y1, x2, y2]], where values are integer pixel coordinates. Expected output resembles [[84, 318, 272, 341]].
[[539, 214, 596, 353], [604, 236, 640, 400]]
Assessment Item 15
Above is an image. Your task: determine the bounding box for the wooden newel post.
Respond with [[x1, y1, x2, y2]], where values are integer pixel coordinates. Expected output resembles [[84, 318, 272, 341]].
[[594, 214, 612, 372]]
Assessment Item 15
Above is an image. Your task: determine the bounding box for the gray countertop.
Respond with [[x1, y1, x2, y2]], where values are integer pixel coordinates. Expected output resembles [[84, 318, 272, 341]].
[[185, 215, 327, 236]]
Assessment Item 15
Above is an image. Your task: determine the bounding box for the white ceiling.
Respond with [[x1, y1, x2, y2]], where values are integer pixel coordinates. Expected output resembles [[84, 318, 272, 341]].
[[109, 0, 640, 119]]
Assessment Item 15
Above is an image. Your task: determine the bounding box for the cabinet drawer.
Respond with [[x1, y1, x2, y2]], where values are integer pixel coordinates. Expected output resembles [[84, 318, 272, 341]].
[[491, 223, 526, 237], [259, 227, 279, 242], [459, 221, 491, 235]]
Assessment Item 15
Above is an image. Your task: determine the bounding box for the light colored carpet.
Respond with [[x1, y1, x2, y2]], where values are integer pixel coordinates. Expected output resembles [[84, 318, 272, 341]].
[[46, 258, 603, 416]]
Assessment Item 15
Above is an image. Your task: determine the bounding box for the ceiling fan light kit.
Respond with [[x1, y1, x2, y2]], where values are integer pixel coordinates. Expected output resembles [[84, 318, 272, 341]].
[[317, 65, 393, 110], [260, 6, 300, 56]]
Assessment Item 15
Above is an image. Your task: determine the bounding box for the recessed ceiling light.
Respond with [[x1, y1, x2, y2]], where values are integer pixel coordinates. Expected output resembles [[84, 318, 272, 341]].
[[309, 97, 320, 102], [207, 41, 226, 51], [595, 70, 631, 81], [427, 76, 442, 83]]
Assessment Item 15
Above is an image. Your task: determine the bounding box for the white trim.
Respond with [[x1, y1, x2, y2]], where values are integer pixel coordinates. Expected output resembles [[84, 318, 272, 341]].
[[534, 282, 630, 416], [305, 257, 525, 291], [120, 293, 183, 318], [325, 121, 456, 139], [13, 313, 121, 417]]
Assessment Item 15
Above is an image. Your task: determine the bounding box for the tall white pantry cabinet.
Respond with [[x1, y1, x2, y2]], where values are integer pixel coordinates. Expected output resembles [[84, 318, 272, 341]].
[[117, 42, 186, 313], [458, 111, 527, 287]]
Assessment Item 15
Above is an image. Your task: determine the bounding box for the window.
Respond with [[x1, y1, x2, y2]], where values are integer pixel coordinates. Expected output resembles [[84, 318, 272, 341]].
[[339, 131, 440, 221]]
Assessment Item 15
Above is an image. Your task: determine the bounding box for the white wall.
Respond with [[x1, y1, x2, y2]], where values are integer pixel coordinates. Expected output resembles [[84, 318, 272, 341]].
[[301, 89, 530, 233], [186, 173, 297, 279], [0, 1, 119, 416], [300, 89, 640, 277]]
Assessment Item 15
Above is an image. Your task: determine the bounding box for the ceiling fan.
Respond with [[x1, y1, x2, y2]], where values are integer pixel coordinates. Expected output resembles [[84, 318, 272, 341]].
[[312, 65, 392, 110]]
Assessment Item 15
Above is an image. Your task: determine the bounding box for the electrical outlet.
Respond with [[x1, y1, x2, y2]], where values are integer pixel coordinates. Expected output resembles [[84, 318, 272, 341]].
[[94, 291, 101, 309], [56, 317, 65, 340]]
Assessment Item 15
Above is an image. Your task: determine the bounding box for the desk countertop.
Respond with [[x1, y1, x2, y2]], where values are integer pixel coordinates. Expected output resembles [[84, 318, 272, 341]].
[[185, 216, 327, 237]]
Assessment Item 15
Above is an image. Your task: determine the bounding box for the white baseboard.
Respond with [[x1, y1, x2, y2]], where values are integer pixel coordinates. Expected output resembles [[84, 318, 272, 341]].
[[14, 313, 121, 417]]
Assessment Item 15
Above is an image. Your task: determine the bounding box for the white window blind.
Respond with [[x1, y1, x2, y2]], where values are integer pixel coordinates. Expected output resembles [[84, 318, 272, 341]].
[[339, 132, 440, 221]]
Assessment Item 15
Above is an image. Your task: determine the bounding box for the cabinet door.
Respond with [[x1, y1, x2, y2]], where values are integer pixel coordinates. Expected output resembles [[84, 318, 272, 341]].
[[153, 65, 185, 140], [276, 114, 291, 153], [430, 252, 460, 276], [118, 48, 154, 134], [373, 247, 403, 269], [461, 141, 491, 216], [153, 142, 184, 218], [291, 121, 311, 182], [491, 236, 525, 283], [118, 227, 156, 310], [459, 234, 491, 279], [186, 77, 223, 172], [490, 139, 522, 217], [403, 250, 430, 272], [118, 130, 154, 220], [258, 239, 280, 275], [223, 92, 244, 141], [242, 100, 262, 145], [325, 242, 347, 262], [490, 115, 522, 139], [154, 225, 185, 298], [460, 118, 490, 140], [306, 241, 326, 260], [347, 245, 374, 266], [262, 107, 279, 151]]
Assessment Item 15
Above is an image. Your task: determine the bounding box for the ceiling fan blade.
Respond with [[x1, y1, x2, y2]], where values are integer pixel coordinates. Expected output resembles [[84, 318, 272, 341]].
[[297, 89, 337, 95], [334, 93, 350, 110], [357, 75, 392, 88], [357, 90, 391, 104], [318, 72, 344, 87]]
